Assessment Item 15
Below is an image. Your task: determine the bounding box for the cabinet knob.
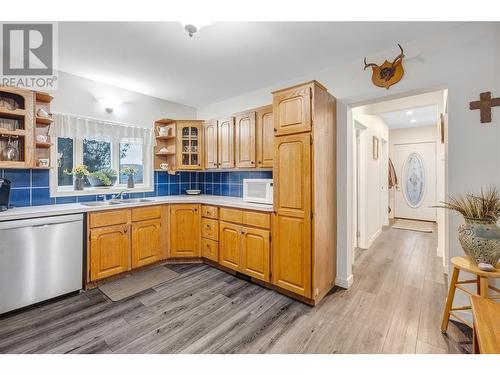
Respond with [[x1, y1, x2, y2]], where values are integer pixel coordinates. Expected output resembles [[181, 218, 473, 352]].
[[251, 161, 254, 164], [273, 128, 277, 132], [194, 209, 198, 212]]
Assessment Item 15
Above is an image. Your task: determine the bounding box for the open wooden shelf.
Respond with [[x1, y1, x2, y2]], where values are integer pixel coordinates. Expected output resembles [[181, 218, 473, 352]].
[[155, 151, 175, 156], [35, 92, 54, 103], [156, 135, 176, 141], [36, 116, 53, 126], [35, 142, 52, 149]]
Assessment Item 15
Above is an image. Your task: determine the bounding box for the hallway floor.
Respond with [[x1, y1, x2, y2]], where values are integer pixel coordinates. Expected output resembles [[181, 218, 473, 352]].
[[0, 226, 471, 354]]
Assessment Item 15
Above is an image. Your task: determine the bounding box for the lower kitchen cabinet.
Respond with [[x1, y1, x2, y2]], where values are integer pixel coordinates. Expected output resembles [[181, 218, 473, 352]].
[[241, 226, 270, 282], [201, 238, 219, 262], [219, 221, 241, 271], [219, 221, 271, 281], [131, 219, 162, 268], [170, 204, 201, 258], [89, 224, 130, 281]]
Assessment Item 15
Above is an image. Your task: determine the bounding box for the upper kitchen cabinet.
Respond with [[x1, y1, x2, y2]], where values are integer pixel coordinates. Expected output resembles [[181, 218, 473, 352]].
[[234, 110, 256, 168], [256, 105, 274, 168], [177, 120, 204, 170], [272, 83, 314, 136], [217, 117, 235, 169], [203, 119, 218, 169]]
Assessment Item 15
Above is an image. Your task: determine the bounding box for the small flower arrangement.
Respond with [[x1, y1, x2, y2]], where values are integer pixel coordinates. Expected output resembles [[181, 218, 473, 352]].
[[121, 166, 138, 176], [88, 168, 117, 186], [65, 164, 89, 177]]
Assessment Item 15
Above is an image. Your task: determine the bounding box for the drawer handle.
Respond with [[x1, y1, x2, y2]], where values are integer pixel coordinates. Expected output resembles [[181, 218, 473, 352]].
[[206, 224, 211, 227]]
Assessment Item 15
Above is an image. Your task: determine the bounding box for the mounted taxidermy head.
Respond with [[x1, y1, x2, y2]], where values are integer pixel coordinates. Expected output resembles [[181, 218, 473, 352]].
[[364, 44, 405, 89]]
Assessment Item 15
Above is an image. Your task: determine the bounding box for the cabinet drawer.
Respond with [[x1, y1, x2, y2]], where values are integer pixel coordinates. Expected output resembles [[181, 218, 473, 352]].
[[201, 238, 219, 262], [220, 207, 243, 224], [89, 209, 130, 228], [242, 211, 271, 229], [132, 205, 162, 222], [201, 205, 218, 219], [201, 218, 219, 241]]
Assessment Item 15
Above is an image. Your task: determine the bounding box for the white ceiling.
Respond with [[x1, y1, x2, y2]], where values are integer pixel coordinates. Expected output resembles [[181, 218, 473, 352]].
[[379, 105, 438, 129], [58, 22, 461, 108]]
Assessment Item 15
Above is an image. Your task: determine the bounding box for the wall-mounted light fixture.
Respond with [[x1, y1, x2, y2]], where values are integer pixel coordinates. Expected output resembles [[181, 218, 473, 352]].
[[97, 97, 122, 113], [181, 21, 212, 37]]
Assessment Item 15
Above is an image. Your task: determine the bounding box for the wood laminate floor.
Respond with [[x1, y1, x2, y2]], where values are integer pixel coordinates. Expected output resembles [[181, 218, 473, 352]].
[[0, 225, 471, 354]]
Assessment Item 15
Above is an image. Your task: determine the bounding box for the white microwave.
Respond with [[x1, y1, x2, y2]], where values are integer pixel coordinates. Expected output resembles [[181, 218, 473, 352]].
[[243, 179, 273, 205]]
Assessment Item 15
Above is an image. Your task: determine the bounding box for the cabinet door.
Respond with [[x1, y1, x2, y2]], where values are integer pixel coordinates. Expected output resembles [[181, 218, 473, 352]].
[[90, 224, 130, 281], [177, 122, 202, 170], [273, 86, 311, 136], [235, 111, 256, 168], [170, 204, 200, 257], [256, 105, 274, 168], [241, 227, 270, 282], [203, 119, 218, 169], [272, 133, 312, 297], [218, 117, 235, 169], [131, 219, 161, 268], [219, 221, 241, 271]]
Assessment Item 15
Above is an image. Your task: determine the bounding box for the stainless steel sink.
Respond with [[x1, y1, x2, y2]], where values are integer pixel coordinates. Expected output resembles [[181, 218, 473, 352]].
[[119, 198, 154, 203], [80, 201, 123, 207]]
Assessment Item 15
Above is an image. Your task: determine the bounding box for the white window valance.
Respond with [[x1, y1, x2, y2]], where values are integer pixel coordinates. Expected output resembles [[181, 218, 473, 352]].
[[50, 113, 155, 146]]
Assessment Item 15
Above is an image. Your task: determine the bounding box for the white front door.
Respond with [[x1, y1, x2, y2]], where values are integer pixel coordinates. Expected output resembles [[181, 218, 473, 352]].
[[394, 142, 437, 221]]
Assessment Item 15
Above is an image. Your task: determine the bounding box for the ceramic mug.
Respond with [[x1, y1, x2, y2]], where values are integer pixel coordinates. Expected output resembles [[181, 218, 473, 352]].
[[37, 108, 50, 118], [38, 158, 49, 167], [159, 163, 169, 170], [156, 126, 168, 137], [36, 134, 48, 143]]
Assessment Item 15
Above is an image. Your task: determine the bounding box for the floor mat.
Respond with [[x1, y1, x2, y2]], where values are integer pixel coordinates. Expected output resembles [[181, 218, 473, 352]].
[[392, 218, 434, 233], [99, 266, 179, 301]]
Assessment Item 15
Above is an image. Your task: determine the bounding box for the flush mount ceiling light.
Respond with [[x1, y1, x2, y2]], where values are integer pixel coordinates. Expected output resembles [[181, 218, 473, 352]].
[[181, 21, 212, 37], [405, 110, 414, 115], [410, 118, 417, 123]]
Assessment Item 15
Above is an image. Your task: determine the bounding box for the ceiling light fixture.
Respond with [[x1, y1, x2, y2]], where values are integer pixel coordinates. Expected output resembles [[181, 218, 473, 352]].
[[181, 21, 212, 37], [97, 97, 122, 113], [410, 119, 417, 123], [406, 110, 414, 115]]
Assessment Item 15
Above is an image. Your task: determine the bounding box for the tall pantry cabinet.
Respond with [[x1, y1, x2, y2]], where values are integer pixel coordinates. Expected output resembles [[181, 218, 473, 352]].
[[271, 81, 337, 304]]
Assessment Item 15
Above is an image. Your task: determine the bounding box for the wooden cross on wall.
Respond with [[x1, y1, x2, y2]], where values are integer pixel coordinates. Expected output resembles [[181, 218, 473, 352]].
[[469, 92, 500, 123]]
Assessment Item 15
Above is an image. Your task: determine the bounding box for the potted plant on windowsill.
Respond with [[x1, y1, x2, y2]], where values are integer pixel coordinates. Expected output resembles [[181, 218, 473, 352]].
[[436, 186, 500, 271], [121, 166, 138, 189], [87, 168, 118, 188], [65, 164, 89, 191]]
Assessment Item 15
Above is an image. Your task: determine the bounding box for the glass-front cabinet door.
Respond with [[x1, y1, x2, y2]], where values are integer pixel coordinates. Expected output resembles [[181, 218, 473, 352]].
[[177, 121, 203, 170]]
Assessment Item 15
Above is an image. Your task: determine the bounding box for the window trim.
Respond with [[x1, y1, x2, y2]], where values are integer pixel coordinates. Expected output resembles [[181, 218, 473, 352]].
[[50, 137, 153, 198]]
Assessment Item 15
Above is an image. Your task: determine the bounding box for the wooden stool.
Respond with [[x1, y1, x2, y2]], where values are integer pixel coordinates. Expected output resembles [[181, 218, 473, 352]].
[[441, 256, 500, 333]]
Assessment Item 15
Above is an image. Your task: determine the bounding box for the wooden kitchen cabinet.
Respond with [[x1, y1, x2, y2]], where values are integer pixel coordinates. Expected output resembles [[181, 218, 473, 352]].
[[256, 105, 274, 168], [241, 226, 270, 282], [201, 238, 219, 262], [235, 110, 256, 168], [170, 204, 201, 258], [273, 84, 312, 136], [131, 219, 161, 268], [219, 221, 241, 271], [89, 224, 130, 281], [203, 119, 218, 169], [201, 217, 218, 241], [177, 121, 203, 170], [217, 117, 235, 169]]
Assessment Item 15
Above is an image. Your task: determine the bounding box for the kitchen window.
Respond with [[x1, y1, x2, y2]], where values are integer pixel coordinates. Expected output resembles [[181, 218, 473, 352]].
[[50, 113, 154, 197]]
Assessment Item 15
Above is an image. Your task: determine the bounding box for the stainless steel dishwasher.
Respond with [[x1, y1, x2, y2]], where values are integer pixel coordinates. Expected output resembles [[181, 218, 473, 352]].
[[0, 214, 84, 314]]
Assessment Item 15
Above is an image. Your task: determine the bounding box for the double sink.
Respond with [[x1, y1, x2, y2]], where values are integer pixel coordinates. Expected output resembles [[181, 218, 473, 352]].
[[80, 198, 153, 207]]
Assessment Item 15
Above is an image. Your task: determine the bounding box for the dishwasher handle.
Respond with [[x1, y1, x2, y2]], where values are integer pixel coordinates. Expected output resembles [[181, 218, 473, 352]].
[[0, 214, 83, 231]]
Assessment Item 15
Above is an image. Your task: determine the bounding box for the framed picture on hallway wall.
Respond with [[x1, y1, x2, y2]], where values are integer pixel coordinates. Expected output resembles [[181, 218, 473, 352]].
[[372, 136, 379, 160]]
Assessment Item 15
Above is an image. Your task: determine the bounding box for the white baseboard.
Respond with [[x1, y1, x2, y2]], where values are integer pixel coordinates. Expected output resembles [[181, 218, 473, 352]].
[[335, 275, 354, 289]]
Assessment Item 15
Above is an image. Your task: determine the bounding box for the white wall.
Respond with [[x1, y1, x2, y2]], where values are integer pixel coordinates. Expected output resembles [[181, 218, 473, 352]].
[[352, 111, 389, 249], [53, 71, 197, 127], [196, 22, 500, 290]]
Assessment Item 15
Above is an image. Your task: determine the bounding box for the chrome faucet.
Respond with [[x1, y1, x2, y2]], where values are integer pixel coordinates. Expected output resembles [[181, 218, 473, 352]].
[[111, 190, 128, 201]]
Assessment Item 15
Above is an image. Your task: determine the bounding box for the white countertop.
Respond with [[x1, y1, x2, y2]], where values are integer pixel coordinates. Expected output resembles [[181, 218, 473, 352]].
[[0, 195, 274, 222]]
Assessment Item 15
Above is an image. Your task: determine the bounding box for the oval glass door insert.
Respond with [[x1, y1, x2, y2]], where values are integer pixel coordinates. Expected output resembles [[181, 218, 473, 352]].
[[403, 153, 425, 208]]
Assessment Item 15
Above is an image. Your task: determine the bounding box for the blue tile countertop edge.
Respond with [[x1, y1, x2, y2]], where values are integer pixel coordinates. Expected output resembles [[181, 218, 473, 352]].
[[0, 169, 272, 208]]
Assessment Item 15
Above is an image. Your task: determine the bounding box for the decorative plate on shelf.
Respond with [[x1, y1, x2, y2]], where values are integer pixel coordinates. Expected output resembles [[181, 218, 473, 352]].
[[185, 189, 201, 195]]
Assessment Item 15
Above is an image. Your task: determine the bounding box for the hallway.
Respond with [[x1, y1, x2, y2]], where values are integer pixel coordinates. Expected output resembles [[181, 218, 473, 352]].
[[0, 225, 471, 354]]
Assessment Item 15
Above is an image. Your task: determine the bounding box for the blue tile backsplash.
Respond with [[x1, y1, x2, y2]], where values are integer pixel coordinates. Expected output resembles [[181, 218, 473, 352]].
[[0, 169, 273, 208]]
